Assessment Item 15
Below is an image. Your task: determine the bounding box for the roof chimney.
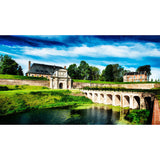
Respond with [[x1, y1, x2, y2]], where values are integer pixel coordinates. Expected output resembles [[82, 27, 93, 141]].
[[28, 61, 31, 70], [64, 66, 66, 69]]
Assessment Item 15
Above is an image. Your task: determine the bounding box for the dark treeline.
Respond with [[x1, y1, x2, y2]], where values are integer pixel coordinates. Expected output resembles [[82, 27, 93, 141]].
[[67, 61, 151, 82], [0, 54, 23, 75], [68, 61, 130, 82]]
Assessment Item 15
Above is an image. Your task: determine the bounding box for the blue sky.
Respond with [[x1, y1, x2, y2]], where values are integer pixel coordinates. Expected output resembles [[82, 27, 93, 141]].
[[0, 35, 160, 80]]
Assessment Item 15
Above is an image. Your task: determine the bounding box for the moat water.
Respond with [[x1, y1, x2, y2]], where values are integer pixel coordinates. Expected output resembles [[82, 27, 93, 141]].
[[0, 106, 121, 125]]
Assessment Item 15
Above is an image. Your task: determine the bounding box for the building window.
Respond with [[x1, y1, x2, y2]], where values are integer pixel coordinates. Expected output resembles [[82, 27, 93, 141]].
[[140, 76, 142, 79]]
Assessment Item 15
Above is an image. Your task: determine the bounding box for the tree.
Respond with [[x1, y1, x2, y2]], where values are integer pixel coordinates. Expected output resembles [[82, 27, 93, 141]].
[[78, 61, 90, 80], [100, 64, 114, 81], [100, 69, 106, 81], [112, 64, 124, 82], [67, 64, 79, 79], [88, 66, 100, 80], [0, 54, 23, 75], [136, 65, 151, 80], [17, 66, 23, 75]]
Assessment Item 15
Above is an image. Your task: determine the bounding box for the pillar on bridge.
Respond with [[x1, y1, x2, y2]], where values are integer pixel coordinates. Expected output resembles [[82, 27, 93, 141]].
[[130, 95, 133, 109], [92, 92, 95, 102], [104, 94, 107, 104], [112, 94, 116, 106], [140, 98, 146, 109], [98, 93, 101, 103]]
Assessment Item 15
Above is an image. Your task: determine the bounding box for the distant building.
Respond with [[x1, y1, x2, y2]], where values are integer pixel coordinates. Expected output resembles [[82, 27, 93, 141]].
[[123, 71, 148, 82], [26, 61, 71, 89]]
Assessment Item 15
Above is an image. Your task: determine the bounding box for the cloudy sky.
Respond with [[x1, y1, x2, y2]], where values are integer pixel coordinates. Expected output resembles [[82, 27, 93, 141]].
[[0, 35, 160, 80]]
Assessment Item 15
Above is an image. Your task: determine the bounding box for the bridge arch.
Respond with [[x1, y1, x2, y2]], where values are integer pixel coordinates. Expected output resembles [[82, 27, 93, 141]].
[[115, 95, 121, 106], [94, 93, 99, 103], [144, 97, 152, 110], [88, 93, 93, 99], [100, 93, 105, 103], [107, 94, 112, 105], [124, 95, 130, 107], [133, 96, 140, 109]]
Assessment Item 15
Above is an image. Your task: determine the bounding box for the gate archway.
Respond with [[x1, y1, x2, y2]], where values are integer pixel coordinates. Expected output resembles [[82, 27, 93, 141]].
[[59, 83, 63, 89]]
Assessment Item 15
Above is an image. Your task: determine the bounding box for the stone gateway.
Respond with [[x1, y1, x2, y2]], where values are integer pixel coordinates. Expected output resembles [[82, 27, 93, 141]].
[[26, 61, 71, 89]]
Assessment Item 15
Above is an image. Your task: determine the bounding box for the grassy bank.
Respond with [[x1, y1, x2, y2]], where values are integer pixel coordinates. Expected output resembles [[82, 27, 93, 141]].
[[0, 89, 93, 116], [73, 79, 160, 84], [0, 84, 49, 91], [0, 74, 48, 80]]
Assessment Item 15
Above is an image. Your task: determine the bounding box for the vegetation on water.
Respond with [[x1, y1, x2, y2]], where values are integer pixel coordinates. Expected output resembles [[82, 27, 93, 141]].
[[125, 109, 150, 124], [0, 88, 93, 116], [0, 74, 48, 80]]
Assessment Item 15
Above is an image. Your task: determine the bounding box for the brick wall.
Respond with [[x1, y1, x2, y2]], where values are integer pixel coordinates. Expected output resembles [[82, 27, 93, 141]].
[[0, 79, 49, 87], [73, 82, 158, 89]]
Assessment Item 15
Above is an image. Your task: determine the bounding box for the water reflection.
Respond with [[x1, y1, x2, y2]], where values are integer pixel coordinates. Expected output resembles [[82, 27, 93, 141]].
[[0, 106, 121, 125]]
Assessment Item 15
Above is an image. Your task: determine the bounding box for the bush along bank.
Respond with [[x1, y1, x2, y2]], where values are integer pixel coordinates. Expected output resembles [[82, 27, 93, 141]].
[[125, 109, 150, 124], [0, 90, 93, 116]]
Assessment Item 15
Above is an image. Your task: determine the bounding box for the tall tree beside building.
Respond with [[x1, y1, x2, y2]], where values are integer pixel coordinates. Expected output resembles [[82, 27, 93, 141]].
[[100, 64, 125, 82], [136, 65, 151, 80], [67, 64, 79, 79], [78, 61, 90, 80], [100, 64, 114, 81], [0, 54, 23, 75], [112, 64, 124, 82], [88, 66, 100, 80]]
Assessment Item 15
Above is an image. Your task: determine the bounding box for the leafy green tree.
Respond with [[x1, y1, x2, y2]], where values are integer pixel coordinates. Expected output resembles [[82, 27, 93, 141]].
[[17, 66, 23, 75], [112, 64, 124, 82], [88, 66, 100, 80], [100, 64, 114, 81], [136, 65, 151, 80], [78, 61, 90, 80], [0, 54, 23, 75], [100, 69, 106, 81], [67, 64, 79, 79]]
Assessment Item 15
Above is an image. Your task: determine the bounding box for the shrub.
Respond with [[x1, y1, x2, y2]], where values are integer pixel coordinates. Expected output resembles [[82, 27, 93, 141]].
[[125, 109, 150, 124]]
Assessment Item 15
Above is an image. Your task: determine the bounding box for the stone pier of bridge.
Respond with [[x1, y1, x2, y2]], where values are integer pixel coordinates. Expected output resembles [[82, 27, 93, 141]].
[[82, 90, 155, 109]]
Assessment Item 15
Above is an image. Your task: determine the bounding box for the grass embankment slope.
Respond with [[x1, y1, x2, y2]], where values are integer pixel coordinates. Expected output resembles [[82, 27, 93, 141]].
[[0, 85, 92, 116], [73, 79, 160, 84], [0, 74, 48, 80]]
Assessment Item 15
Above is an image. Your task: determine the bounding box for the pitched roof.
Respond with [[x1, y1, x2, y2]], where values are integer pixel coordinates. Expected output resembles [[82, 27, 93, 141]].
[[124, 71, 146, 76], [27, 63, 63, 75]]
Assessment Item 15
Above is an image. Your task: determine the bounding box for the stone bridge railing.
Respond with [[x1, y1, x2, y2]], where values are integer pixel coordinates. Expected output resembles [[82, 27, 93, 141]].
[[82, 90, 155, 109]]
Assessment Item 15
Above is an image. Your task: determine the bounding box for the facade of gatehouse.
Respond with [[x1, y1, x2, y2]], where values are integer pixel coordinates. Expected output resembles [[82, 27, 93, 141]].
[[26, 61, 71, 89]]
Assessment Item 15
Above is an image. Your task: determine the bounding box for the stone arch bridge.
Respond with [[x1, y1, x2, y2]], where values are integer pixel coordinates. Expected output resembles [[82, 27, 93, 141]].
[[82, 90, 155, 109]]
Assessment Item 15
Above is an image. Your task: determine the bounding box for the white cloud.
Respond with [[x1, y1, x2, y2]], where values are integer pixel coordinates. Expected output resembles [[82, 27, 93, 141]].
[[150, 67, 160, 81], [21, 42, 160, 59]]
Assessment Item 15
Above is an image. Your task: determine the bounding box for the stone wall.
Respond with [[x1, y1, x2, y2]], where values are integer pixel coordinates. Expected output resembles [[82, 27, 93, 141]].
[[73, 82, 160, 89], [0, 79, 49, 87]]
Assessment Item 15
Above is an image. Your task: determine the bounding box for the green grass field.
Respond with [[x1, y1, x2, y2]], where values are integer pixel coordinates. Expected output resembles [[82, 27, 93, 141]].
[[0, 74, 48, 80], [73, 79, 160, 84], [0, 84, 49, 91], [0, 86, 93, 116]]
